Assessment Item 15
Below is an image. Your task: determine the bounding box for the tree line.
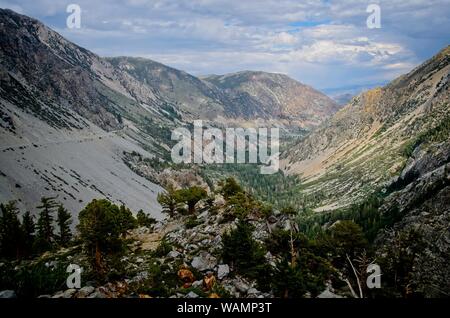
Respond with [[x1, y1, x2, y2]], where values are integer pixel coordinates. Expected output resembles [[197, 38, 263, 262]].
[[0, 197, 156, 265], [0, 197, 72, 259]]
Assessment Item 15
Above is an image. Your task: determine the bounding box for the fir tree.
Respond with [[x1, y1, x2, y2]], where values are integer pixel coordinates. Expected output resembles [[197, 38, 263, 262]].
[[175, 186, 207, 214], [35, 197, 58, 252], [157, 185, 179, 217], [0, 201, 23, 259], [221, 220, 267, 279], [219, 177, 243, 200], [136, 210, 156, 227], [117, 204, 137, 237], [77, 199, 123, 277], [21, 211, 35, 256], [56, 204, 72, 247]]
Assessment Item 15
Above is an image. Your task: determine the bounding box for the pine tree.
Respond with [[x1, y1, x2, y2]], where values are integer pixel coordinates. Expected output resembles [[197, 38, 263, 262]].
[[56, 204, 72, 247], [175, 186, 207, 214], [21, 211, 35, 257], [35, 197, 58, 252], [157, 185, 179, 217], [77, 199, 123, 276], [136, 210, 156, 227], [221, 220, 266, 278], [117, 204, 136, 237], [219, 177, 243, 200], [0, 201, 23, 259]]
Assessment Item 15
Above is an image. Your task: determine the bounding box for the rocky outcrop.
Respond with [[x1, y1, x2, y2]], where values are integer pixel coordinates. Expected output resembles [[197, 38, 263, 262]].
[[375, 141, 450, 297], [33, 203, 297, 298]]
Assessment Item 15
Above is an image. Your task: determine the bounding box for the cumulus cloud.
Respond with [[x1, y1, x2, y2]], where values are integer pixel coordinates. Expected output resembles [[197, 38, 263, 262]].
[[1, 0, 449, 92]]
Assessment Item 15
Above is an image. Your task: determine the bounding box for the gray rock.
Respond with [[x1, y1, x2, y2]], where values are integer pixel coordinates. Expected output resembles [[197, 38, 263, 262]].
[[192, 280, 203, 288], [217, 264, 230, 279], [45, 260, 59, 268], [185, 291, 199, 298], [167, 250, 181, 259], [77, 286, 95, 298], [212, 235, 222, 245], [132, 271, 149, 283], [136, 257, 144, 263], [215, 215, 224, 224], [234, 281, 249, 293], [63, 288, 77, 298], [247, 288, 259, 296], [52, 291, 65, 298], [197, 211, 209, 220], [0, 290, 17, 298], [87, 291, 107, 298], [317, 289, 343, 298], [37, 295, 52, 298], [191, 251, 217, 271], [135, 226, 150, 235], [153, 222, 165, 231]]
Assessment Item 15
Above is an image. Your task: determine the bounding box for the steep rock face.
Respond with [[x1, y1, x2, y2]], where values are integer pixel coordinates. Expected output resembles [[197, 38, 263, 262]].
[[283, 46, 450, 209], [204, 71, 340, 128], [1, 10, 150, 131], [0, 9, 170, 217], [107, 57, 227, 120], [375, 141, 450, 297]]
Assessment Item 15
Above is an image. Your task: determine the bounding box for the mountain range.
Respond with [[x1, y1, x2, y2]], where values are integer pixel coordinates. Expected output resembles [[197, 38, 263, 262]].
[[283, 45, 449, 210], [1, 8, 449, 220], [0, 7, 449, 299], [0, 8, 338, 217]]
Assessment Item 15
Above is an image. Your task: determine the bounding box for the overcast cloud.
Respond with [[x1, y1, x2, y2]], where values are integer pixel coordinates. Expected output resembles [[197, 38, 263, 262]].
[[1, 0, 449, 94]]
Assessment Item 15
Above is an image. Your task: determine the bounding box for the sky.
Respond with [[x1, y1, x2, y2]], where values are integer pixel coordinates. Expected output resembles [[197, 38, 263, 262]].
[[1, 0, 449, 95]]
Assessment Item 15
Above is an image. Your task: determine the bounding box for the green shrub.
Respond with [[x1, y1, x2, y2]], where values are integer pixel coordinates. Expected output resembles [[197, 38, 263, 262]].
[[153, 239, 173, 258], [185, 216, 202, 229], [132, 263, 179, 297], [221, 220, 269, 282], [136, 210, 157, 227], [0, 259, 69, 298]]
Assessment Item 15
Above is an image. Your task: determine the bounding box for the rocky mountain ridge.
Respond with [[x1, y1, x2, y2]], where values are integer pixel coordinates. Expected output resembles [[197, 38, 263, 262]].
[[283, 45, 450, 210], [0, 8, 340, 216]]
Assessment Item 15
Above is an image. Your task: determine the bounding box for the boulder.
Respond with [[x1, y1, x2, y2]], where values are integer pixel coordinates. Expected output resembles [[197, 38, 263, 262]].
[[191, 251, 217, 271], [185, 291, 199, 298], [217, 264, 230, 280], [167, 250, 181, 259], [76, 286, 95, 298], [234, 280, 249, 294], [192, 280, 203, 288], [0, 290, 16, 298], [63, 288, 77, 298], [247, 288, 261, 297], [135, 257, 144, 263], [317, 289, 343, 298], [51, 291, 65, 298]]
